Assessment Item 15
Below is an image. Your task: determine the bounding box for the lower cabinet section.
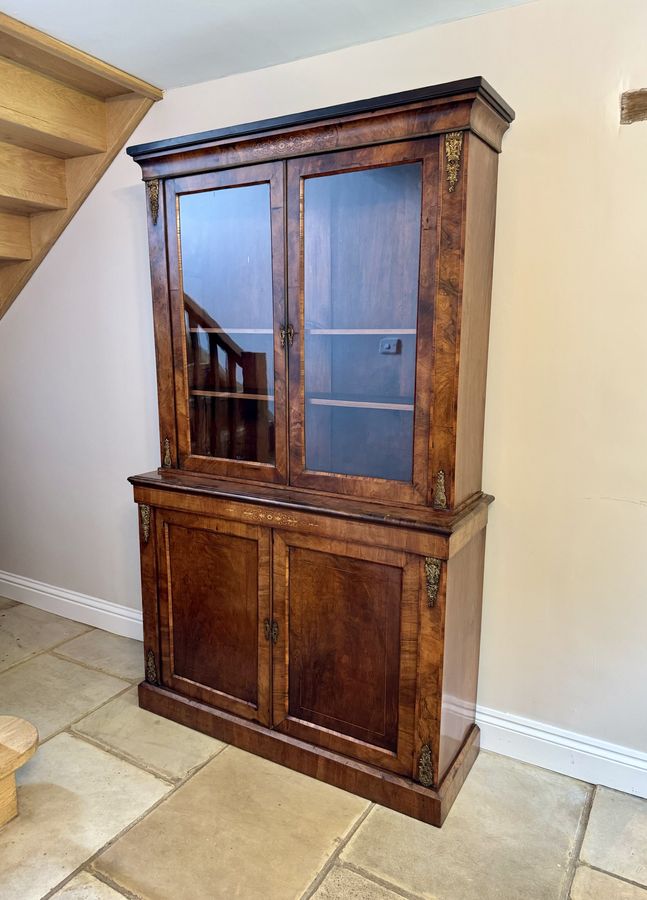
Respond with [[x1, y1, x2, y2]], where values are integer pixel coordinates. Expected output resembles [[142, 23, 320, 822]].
[[136, 488, 489, 826]]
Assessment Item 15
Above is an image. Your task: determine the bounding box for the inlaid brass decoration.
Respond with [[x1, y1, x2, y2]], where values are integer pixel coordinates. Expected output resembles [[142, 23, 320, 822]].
[[241, 509, 300, 527], [433, 469, 447, 509], [424, 557, 441, 608], [139, 504, 151, 544], [145, 649, 158, 684], [146, 178, 160, 225], [252, 133, 315, 157], [444, 132, 463, 193], [418, 744, 434, 787], [162, 437, 172, 468]]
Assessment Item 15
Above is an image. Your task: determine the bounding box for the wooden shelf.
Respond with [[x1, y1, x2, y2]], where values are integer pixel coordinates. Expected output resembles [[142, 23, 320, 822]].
[[190, 328, 415, 336], [191, 390, 274, 401], [188, 328, 273, 334], [307, 328, 416, 335], [308, 394, 413, 411]]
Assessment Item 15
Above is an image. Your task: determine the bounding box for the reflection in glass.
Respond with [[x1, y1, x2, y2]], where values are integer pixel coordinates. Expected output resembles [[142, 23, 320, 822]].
[[178, 183, 275, 464], [303, 164, 422, 481]]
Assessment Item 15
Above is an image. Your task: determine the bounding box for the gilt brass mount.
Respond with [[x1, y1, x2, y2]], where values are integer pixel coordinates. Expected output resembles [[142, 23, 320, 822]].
[[424, 558, 441, 608], [139, 504, 151, 544], [145, 649, 158, 684], [162, 437, 172, 468], [433, 470, 447, 509], [418, 744, 434, 787], [444, 132, 463, 193], [146, 178, 160, 225]]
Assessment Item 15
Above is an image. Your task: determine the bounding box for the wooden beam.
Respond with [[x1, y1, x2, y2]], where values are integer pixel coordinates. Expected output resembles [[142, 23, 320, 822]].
[[0, 56, 106, 157], [0, 94, 154, 318], [0, 12, 163, 101], [621, 89, 647, 124], [0, 13, 162, 315], [0, 142, 66, 213], [0, 212, 31, 261]]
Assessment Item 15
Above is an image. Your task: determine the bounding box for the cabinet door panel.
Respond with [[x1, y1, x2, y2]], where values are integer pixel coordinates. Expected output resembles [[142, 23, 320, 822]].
[[287, 139, 439, 503], [272, 532, 418, 774], [165, 162, 288, 484], [157, 510, 271, 725]]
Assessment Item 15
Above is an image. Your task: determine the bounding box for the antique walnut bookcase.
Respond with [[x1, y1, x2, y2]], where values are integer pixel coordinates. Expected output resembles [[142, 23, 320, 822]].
[[127, 77, 514, 826]]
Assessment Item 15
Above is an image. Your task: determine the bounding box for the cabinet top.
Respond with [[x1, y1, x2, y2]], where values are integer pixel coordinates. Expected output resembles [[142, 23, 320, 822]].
[[127, 75, 514, 160], [129, 470, 493, 538]]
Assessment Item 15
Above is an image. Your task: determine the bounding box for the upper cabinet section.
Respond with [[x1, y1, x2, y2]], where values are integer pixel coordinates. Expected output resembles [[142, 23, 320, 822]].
[[129, 77, 513, 510]]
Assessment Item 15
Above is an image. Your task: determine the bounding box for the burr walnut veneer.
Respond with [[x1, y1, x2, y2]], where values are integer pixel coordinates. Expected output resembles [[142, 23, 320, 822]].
[[128, 77, 513, 826]]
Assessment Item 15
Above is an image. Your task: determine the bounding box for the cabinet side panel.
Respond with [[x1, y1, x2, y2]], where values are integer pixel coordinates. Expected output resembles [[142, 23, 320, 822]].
[[454, 136, 499, 506], [149, 181, 177, 468], [438, 527, 486, 780]]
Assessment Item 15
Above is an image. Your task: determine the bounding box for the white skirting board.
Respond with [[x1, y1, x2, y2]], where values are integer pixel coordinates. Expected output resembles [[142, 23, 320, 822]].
[[0, 569, 143, 640], [476, 707, 647, 799], [1, 568, 645, 798]]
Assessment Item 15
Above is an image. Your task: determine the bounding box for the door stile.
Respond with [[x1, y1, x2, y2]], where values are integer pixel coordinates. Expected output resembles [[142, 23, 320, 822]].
[[270, 530, 290, 727], [255, 525, 273, 725]]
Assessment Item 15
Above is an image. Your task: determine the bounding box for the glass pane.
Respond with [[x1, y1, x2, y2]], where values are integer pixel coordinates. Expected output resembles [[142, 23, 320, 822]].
[[178, 183, 275, 464], [303, 163, 422, 481]]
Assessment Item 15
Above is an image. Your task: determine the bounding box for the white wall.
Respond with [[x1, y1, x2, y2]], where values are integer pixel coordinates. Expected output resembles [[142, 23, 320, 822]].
[[1, 0, 646, 765]]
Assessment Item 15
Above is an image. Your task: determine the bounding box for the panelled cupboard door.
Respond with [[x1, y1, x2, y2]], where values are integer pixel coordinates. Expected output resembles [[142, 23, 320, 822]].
[[272, 531, 419, 774], [165, 163, 288, 484], [286, 139, 440, 503], [156, 509, 271, 725]]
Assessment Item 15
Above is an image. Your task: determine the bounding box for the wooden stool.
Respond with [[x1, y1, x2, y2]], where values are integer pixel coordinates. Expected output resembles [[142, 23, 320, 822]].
[[0, 716, 38, 828]]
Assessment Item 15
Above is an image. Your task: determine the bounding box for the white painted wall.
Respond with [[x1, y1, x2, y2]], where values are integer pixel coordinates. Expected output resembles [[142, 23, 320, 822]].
[[1, 0, 646, 762]]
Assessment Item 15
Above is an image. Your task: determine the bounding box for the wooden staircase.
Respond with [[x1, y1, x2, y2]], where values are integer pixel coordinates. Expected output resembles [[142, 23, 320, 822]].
[[0, 13, 162, 319]]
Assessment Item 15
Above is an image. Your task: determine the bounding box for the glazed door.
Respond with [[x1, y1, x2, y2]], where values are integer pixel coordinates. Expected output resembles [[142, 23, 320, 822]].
[[156, 509, 271, 725], [286, 140, 439, 503], [166, 163, 288, 483], [272, 531, 419, 774]]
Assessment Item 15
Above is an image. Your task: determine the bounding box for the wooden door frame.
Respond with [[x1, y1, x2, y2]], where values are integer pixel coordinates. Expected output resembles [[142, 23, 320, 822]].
[[155, 507, 272, 725], [286, 138, 440, 504], [271, 529, 419, 774], [165, 162, 289, 484]]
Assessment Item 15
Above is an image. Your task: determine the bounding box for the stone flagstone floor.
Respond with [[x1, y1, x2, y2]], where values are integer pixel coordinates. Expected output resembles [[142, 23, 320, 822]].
[[0, 595, 645, 899]]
